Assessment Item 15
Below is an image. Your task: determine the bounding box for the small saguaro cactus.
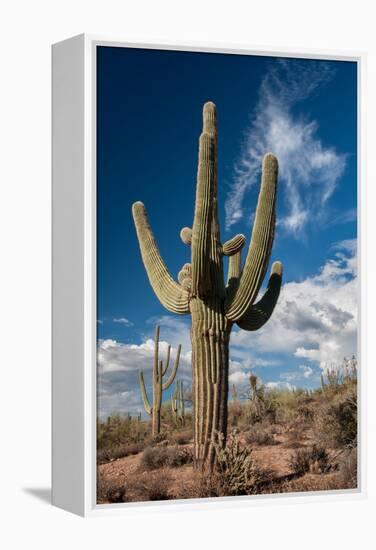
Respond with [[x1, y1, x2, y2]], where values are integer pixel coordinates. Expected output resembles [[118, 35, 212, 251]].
[[249, 374, 258, 400], [133, 102, 283, 468], [139, 325, 182, 435], [171, 380, 185, 426]]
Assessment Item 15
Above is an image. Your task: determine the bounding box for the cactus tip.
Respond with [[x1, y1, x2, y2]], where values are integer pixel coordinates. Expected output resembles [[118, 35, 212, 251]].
[[271, 261, 283, 277], [263, 152, 278, 169], [132, 201, 145, 215], [202, 102, 217, 135]]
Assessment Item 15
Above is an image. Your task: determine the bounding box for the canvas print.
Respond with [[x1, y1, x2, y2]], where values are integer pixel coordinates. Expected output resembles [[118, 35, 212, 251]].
[[96, 46, 358, 504]]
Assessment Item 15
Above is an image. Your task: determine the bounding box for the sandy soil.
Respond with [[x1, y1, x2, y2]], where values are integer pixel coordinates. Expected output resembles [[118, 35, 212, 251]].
[[97, 427, 351, 503]]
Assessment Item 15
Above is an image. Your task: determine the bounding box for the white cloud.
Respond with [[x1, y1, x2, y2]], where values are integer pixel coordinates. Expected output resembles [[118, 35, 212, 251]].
[[231, 239, 357, 369], [113, 317, 134, 326], [300, 365, 314, 379], [229, 369, 251, 386], [97, 334, 191, 419], [225, 59, 347, 234], [265, 381, 296, 392], [98, 241, 357, 416]]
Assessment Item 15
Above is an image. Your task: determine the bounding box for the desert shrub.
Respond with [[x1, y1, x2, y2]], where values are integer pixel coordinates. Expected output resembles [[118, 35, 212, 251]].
[[172, 430, 193, 445], [150, 432, 170, 445], [132, 473, 171, 501], [143, 477, 171, 501], [97, 442, 144, 464], [212, 431, 266, 496], [97, 414, 149, 451], [338, 447, 358, 488], [286, 426, 306, 448], [167, 446, 193, 467], [96, 473, 126, 503], [228, 399, 243, 426], [245, 424, 277, 446], [314, 388, 357, 448], [289, 445, 331, 475], [141, 446, 170, 470], [140, 445, 193, 470], [309, 446, 332, 473], [289, 448, 311, 475]]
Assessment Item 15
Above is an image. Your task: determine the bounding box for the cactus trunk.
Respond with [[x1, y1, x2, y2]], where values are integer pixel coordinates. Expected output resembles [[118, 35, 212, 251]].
[[191, 302, 231, 467]]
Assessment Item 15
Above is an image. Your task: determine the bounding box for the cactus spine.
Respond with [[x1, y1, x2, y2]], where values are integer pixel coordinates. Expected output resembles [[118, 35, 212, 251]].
[[171, 380, 185, 426], [132, 102, 283, 468], [139, 325, 181, 435]]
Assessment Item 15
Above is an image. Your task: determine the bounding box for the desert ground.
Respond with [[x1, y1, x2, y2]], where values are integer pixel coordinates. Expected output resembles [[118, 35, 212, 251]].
[[97, 367, 357, 504]]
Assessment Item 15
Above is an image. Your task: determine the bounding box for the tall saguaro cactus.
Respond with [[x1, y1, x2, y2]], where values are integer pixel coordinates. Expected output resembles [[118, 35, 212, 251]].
[[139, 325, 181, 435], [133, 102, 283, 468]]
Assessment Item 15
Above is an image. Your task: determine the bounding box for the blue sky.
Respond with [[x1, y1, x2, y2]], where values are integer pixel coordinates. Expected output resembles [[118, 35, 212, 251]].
[[96, 47, 357, 418]]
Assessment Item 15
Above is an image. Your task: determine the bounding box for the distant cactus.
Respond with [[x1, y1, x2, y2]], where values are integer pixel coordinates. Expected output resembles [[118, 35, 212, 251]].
[[250, 374, 258, 400], [139, 325, 181, 435], [231, 384, 238, 402], [171, 380, 185, 426], [248, 373, 263, 421], [133, 102, 282, 468]]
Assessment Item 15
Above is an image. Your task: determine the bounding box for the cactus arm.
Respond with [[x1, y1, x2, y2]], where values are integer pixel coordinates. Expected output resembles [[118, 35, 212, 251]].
[[156, 360, 163, 408], [222, 234, 246, 256], [132, 202, 190, 314], [191, 102, 217, 296], [226, 250, 242, 288], [153, 325, 160, 371], [180, 227, 192, 246], [162, 344, 181, 390], [180, 380, 185, 422], [225, 153, 278, 321], [139, 371, 152, 415], [161, 344, 171, 376], [236, 261, 283, 331]]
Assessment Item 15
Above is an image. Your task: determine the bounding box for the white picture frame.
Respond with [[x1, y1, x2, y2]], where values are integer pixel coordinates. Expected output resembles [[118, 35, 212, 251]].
[[52, 34, 366, 517]]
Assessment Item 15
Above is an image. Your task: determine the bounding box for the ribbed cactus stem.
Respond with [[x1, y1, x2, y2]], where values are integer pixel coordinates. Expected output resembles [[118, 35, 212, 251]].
[[222, 234, 246, 256], [138, 325, 181, 435], [225, 153, 278, 321], [171, 380, 185, 426], [133, 101, 283, 469]]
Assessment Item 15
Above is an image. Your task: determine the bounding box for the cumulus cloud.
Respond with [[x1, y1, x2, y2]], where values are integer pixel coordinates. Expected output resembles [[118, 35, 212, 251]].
[[97, 335, 191, 419], [98, 240, 357, 414], [225, 59, 347, 233], [231, 239, 357, 370]]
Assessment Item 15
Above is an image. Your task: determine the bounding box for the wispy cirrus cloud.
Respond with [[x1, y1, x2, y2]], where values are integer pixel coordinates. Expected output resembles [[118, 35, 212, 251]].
[[225, 59, 347, 234]]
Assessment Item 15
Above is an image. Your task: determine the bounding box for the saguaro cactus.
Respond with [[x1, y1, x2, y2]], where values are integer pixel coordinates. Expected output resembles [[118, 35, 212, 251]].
[[133, 102, 283, 468], [171, 380, 185, 426], [139, 325, 181, 435]]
